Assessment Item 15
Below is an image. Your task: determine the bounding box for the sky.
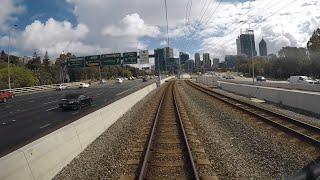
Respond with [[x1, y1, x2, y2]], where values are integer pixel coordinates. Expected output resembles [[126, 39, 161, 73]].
[[0, 0, 319, 61]]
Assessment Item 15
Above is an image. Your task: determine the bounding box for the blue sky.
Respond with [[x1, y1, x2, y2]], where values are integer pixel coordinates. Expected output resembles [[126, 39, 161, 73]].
[[0, 0, 319, 61]]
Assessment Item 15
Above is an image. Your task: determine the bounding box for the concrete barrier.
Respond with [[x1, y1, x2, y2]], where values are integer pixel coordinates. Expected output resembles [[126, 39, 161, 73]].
[[0, 83, 158, 180], [218, 81, 320, 115]]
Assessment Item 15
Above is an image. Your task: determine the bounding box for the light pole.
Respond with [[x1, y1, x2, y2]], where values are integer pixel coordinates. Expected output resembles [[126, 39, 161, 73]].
[[7, 25, 17, 90], [249, 29, 255, 84]]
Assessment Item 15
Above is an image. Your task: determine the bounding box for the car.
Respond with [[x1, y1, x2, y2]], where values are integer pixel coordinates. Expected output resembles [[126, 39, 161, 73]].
[[59, 93, 92, 110], [225, 75, 235, 79], [256, 76, 266, 81], [142, 77, 148, 82], [288, 76, 318, 85], [116, 78, 123, 83], [79, 83, 90, 88], [0, 91, 14, 103], [56, 84, 67, 90], [100, 79, 107, 84]]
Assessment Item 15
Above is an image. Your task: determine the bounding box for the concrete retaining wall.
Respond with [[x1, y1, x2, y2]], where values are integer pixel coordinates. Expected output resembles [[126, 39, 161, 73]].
[[223, 79, 320, 92], [219, 81, 320, 114], [0, 83, 158, 180]]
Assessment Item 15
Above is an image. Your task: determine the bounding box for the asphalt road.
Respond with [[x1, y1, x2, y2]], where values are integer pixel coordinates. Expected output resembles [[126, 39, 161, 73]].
[[0, 79, 154, 156]]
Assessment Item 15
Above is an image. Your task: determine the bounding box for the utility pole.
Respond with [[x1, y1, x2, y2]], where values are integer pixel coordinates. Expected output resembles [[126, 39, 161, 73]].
[[157, 53, 161, 86], [7, 30, 11, 90], [7, 25, 17, 90], [249, 28, 255, 84]]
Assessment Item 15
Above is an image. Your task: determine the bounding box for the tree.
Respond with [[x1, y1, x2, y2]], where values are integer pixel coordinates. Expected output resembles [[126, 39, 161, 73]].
[[43, 51, 50, 68], [307, 28, 320, 77], [0, 65, 38, 89]]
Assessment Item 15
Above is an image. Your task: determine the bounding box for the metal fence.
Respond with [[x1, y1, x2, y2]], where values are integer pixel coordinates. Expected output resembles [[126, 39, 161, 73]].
[[0, 82, 80, 95]]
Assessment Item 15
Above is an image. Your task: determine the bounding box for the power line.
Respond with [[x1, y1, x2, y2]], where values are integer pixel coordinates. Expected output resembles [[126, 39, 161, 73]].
[[210, 0, 300, 56]]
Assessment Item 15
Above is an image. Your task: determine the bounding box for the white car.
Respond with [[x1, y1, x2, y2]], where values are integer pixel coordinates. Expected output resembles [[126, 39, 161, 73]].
[[56, 84, 67, 90], [79, 83, 90, 88], [116, 78, 123, 83], [288, 76, 318, 85]]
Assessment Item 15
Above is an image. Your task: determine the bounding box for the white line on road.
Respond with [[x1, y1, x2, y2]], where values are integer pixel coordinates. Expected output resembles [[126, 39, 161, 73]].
[[116, 89, 132, 96], [72, 111, 79, 115], [43, 100, 59, 105], [40, 123, 51, 129], [46, 106, 59, 111]]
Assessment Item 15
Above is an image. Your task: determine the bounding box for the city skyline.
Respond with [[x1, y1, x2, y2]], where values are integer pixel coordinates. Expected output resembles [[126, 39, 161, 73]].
[[0, 0, 318, 60]]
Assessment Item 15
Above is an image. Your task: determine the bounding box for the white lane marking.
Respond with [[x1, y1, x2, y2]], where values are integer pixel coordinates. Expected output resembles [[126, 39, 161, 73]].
[[11, 119, 16, 122], [116, 89, 131, 96], [72, 111, 79, 115], [29, 100, 35, 103], [43, 100, 59, 105], [40, 123, 51, 129], [2, 122, 6, 125], [46, 106, 59, 111]]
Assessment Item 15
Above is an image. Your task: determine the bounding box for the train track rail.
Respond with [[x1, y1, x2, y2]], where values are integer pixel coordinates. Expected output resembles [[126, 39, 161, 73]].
[[186, 80, 320, 148], [121, 81, 216, 179]]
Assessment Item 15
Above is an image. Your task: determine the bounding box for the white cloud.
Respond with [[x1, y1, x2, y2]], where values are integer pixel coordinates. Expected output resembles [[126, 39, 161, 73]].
[[102, 13, 160, 38], [17, 18, 107, 57], [196, 0, 320, 59], [0, 0, 25, 31]]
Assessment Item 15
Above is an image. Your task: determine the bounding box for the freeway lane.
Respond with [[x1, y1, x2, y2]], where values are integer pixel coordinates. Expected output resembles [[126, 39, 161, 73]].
[[0, 79, 155, 156]]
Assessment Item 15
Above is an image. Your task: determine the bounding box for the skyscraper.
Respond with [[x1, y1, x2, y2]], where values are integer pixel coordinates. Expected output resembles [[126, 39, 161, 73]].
[[179, 52, 189, 64], [203, 53, 211, 70], [259, 39, 267, 56], [212, 58, 219, 70], [239, 29, 257, 58], [154, 47, 174, 72], [194, 53, 201, 69], [236, 37, 241, 55]]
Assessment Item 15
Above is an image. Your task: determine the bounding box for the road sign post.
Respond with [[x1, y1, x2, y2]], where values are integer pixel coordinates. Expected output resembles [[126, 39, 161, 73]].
[[67, 57, 85, 68], [123, 52, 138, 64], [101, 53, 121, 66], [85, 55, 101, 67]]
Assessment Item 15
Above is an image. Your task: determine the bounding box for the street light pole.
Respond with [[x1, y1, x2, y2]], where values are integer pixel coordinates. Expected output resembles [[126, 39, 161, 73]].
[[7, 30, 11, 90], [250, 29, 255, 84]]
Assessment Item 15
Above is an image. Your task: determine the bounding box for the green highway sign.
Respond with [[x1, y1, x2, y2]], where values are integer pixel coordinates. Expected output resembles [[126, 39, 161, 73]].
[[101, 53, 121, 66], [123, 52, 138, 64], [67, 57, 85, 68], [85, 55, 101, 67]]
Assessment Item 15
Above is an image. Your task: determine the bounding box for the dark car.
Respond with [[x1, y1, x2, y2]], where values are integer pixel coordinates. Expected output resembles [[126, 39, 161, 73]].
[[142, 77, 148, 82], [59, 93, 92, 110], [256, 76, 266, 81]]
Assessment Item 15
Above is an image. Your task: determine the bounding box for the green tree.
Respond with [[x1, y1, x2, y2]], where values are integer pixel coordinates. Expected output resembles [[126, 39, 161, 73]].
[[0, 65, 38, 89]]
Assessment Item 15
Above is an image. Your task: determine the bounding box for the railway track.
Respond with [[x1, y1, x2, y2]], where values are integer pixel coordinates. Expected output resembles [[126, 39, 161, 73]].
[[121, 81, 217, 180], [186, 80, 320, 148]]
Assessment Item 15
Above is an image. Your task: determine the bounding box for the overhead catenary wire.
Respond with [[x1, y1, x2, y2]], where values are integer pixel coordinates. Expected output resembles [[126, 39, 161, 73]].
[[185, 0, 300, 57]]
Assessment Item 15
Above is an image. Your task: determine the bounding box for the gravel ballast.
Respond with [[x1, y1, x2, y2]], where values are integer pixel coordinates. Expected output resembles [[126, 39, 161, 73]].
[[53, 86, 163, 180], [177, 81, 320, 179]]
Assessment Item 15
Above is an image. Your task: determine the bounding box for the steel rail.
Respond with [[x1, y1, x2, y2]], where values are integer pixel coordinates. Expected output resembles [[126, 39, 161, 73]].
[[137, 81, 200, 179], [137, 82, 168, 180], [186, 80, 320, 147], [173, 81, 200, 180]]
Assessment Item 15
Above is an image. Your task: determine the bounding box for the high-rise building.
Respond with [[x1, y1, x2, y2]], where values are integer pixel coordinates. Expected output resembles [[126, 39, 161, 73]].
[[236, 37, 241, 55], [154, 47, 174, 72], [194, 53, 201, 69], [179, 52, 189, 64], [212, 58, 219, 70], [164, 47, 174, 59], [203, 53, 211, 70], [239, 29, 257, 58], [225, 55, 237, 69], [259, 39, 267, 56]]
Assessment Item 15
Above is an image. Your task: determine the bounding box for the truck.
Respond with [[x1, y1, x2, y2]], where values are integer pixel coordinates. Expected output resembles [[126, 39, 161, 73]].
[[0, 91, 14, 103]]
